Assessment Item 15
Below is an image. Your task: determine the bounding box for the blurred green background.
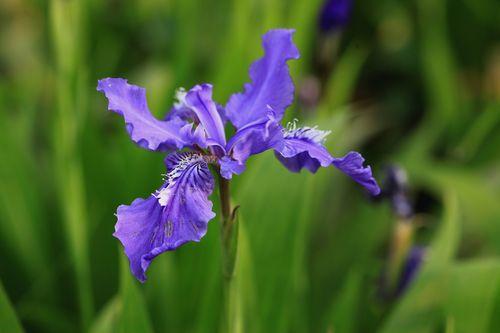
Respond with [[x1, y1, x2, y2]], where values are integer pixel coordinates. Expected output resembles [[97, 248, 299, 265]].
[[1, 0, 499, 332]]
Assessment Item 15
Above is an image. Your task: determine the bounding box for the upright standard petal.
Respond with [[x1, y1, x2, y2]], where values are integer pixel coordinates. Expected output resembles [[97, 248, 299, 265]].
[[97, 78, 201, 151], [225, 109, 284, 167], [113, 152, 215, 282], [184, 84, 227, 147], [225, 29, 300, 129], [166, 87, 228, 126]]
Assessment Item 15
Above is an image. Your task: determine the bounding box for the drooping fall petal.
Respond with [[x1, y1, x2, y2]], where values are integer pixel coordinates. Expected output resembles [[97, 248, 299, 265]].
[[97, 78, 204, 151], [114, 152, 215, 282], [275, 126, 380, 195]]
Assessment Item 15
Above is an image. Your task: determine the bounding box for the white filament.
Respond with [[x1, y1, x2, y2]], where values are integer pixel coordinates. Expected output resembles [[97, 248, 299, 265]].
[[154, 153, 204, 207]]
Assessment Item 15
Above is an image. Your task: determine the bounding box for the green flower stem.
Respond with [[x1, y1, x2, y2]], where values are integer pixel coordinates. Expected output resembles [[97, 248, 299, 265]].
[[218, 174, 240, 332], [219, 175, 232, 227]]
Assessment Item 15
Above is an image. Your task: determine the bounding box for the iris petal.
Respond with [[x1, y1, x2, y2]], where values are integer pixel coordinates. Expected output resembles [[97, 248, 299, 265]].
[[275, 126, 380, 195], [225, 29, 300, 129], [275, 126, 332, 173], [332, 152, 381, 195], [219, 156, 245, 180], [97, 78, 204, 151], [113, 152, 215, 282], [222, 109, 283, 179], [184, 84, 227, 147]]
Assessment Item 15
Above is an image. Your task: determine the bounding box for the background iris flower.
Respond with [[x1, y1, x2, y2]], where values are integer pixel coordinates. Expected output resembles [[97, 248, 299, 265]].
[[318, 0, 352, 33]]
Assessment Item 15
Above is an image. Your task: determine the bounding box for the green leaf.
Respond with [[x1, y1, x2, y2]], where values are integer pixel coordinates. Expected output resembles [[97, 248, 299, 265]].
[[118, 255, 154, 333], [89, 296, 122, 333], [50, 0, 94, 328], [0, 280, 24, 333], [446, 259, 500, 333], [418, 0, 462, 134], [455, 102, 500, 160], [321, 43, 369, 113], [235, 153, 311, 333], [408, 163, 500, 253], [0, 111, 51, 289], [89, 259, 154, 333], [325, 270, 363, 333], [426, 192, 461, 268], [223, 213, 256, 333]]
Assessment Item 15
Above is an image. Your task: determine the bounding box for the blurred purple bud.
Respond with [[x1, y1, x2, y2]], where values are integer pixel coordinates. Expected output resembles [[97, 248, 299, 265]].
[[382, 165, 414, 218], [392, 192, 413, 218], [397, 246, 426, 295], [383, 165, 408, 193], [318, 0, 353, 33]]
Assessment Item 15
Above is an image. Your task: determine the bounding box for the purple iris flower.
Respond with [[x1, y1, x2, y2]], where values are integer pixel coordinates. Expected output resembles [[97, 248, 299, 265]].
[[318, 0, 352, 33], [97, 29, 379, 282]]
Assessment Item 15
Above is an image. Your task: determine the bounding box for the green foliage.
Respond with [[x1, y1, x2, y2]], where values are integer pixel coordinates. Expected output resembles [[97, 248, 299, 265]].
[[0, 0, 498, 332], [0, 281, 24, 333]]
